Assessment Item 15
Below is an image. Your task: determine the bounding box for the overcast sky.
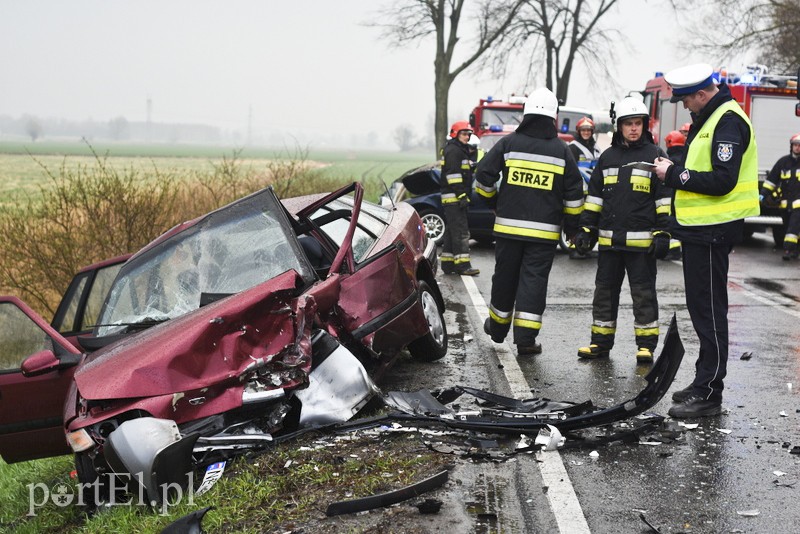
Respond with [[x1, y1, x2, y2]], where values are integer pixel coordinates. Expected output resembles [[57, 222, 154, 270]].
[[1, 1, 714, 149]]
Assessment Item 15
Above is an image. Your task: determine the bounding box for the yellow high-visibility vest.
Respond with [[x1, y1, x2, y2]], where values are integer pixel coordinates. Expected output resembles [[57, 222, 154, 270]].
[[675, 100, 759, 225]]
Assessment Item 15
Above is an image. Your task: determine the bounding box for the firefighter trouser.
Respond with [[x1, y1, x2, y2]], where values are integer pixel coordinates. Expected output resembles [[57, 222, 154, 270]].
[[441, 201, 472, 271], [783, 209, 800, 252], [590, 250, 659, 352], [486, 238, 557, 346], [682, 241, 731, 403]]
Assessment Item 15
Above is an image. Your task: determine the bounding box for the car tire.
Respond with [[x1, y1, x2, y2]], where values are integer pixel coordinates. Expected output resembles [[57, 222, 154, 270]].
[[407, 280, 448, 361], [419, 209, 446, 246], [772, 225, 786, 248], [558, 229, 572, 252], [75, 452, 109, 509]]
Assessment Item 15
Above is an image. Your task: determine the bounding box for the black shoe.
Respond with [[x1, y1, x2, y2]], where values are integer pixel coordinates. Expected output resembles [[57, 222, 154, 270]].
[[783, 250, 792, 261], [577, 343, 610, 359], [671, 384, 694, 403], [667, 395, 722, 418], [517, 343, 542, 356], [483, 318, 503, 343], [457, 266, 480, 276], [441, 262, 456, 274]]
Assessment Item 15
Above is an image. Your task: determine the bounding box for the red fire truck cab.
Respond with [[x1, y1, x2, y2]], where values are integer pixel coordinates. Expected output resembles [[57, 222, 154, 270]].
[[468, 95, 592, 143]]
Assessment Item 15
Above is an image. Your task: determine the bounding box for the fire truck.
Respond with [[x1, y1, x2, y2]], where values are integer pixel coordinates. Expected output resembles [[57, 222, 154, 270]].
[[468, 95, 592, 145], [641, 66, 800, 243]]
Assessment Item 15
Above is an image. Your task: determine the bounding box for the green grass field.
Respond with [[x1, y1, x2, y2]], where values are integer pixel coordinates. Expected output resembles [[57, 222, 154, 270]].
[[0, 141, 433, 202]]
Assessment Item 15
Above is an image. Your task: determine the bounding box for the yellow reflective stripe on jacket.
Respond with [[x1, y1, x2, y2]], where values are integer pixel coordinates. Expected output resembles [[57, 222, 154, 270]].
[[442, 193, 460, 204], [489, 304, 513, 324], [677, 100, 759, 225], [592, 324, 616, 335], [476, 182, 496, 198], [563, 198, 583, 215], [598, 230, 652, 248], [494, 216, 560, 240], [446, 173, 463, 184], [603, 167, 619, 185], [584, 195, 603, 213]]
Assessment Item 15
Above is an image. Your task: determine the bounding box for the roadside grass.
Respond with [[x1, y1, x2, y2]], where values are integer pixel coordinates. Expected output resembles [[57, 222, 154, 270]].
[[0, 429, 452, 533], [0, 141, 432, 204]]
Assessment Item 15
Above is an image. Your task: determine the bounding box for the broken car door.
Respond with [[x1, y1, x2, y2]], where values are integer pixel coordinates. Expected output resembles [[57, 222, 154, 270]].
[[0, 297, 81, 463]]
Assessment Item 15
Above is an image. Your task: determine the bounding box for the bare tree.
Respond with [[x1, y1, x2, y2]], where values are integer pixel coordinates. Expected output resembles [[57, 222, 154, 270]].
[[493, 0, 623, 104], [687, 0, 800, 74], [393, 124, 416, 151], [371, 0, 526, 155]]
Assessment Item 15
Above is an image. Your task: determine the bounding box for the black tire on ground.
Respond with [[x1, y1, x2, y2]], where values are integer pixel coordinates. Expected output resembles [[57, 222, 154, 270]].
[[407, 280, 448, 361], [75, 452, 109, 509], [558, 229, 572, 252], [418, 209, 446, 246], [772, 225, 786, 248]]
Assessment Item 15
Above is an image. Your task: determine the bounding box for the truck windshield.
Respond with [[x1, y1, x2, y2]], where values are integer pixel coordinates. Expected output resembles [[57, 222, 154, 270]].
[[481, 108, 522, 128]]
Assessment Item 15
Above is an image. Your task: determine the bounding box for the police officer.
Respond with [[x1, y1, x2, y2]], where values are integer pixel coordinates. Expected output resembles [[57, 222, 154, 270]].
[[475, 88, 584, 356], [653, 63, 760, 418], [575, 97, 671, 364], [440, 120, 479, 276], [760, 133, 800, 260]]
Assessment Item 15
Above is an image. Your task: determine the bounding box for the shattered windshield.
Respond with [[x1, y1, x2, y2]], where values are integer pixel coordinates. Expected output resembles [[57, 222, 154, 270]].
[[96, 189, 312, 336]]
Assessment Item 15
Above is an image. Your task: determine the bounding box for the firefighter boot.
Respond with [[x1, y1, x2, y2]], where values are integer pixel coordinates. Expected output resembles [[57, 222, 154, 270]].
[[635, 347, 654, 363], [456, 262, 480, 276], [577, 344, 610, 359], [483, 318, 504, 344], [517, 342, 542, 356], [440, 258, 457, 274]]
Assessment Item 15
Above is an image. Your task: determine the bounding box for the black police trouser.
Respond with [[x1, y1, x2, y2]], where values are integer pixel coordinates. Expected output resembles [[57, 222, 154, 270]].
[[590, 249, 659, 351], [783, 209, 800, 251], [442, 201, 471, 269], [487, 238, 557, 346], [682, 241, 731, 403]]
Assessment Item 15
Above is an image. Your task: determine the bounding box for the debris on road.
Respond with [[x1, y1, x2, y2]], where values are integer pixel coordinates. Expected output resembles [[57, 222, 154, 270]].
[[325, 469, 449, 516]]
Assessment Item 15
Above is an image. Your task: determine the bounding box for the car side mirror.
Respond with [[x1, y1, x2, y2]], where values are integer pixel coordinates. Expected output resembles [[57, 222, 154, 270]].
[[21, 350, 80, 377]]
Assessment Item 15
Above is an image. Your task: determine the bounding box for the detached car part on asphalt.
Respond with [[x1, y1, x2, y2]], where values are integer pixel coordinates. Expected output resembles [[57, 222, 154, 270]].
[[0, 182, 448, 505]]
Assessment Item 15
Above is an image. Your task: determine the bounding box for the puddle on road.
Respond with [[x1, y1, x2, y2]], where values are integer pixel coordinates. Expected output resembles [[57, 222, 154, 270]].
[[746, 278, 800, 303]]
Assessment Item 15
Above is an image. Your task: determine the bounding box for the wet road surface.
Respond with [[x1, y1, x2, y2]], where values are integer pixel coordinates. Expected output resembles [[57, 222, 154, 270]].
[[382, 232, 800, 533]]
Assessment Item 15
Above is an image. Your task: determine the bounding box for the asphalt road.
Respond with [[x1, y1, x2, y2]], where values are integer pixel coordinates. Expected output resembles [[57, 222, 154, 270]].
[[381, 231, 800, 533]]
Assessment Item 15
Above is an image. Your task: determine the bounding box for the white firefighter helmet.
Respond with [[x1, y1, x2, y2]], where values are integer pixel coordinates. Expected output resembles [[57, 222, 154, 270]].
[[523, 88, 559, 119], [615, 97, 649, 123], [468, 134, 480, 147]]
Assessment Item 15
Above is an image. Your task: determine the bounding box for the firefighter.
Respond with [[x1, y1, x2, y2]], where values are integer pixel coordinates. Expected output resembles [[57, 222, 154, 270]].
[[664, 130, 687, 166], [653, 63, 759, 418], [475, 88, 584, 356], [440, 120, 479, 276], [569, 116, 602, 168], [761, 133, 800, 260], [662, 130, 688, 261], [574, 97, 671, 364]]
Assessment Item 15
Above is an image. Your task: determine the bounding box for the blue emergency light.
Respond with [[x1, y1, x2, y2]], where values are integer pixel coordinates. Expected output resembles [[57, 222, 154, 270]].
[[489, 125, 503, 132], [487, 96, 494, 103]]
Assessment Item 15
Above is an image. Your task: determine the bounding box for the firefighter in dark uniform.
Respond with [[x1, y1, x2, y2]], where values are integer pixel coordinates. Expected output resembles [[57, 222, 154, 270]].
[[440, 120, 479, 276], [654, 63, 759, 418], [664, 130, 688, 259], [760, 133, 800, 260], [575, 97, 671, 364], [475, 88, 584, 356], [568, 116, 602, 167]]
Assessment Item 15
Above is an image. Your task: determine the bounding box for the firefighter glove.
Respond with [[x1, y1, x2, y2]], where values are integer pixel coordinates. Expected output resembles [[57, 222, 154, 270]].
[[760, 189, 780, 208], [649, 231, 671, 259], [574, 227, 596, 255]]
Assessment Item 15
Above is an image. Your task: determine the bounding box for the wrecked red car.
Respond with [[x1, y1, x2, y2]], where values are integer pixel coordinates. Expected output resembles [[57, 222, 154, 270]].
[[0, 182, 446, 503]]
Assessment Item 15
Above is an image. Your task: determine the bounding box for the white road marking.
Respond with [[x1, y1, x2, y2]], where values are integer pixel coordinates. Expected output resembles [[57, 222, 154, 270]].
[[461, 274, 591, 534]]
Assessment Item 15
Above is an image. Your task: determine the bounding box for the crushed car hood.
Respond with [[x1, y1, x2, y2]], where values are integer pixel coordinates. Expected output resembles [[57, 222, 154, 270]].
[[400, 164, 441, 196], [75, 270, 314, 400]]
